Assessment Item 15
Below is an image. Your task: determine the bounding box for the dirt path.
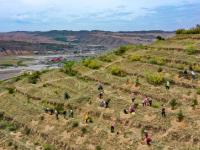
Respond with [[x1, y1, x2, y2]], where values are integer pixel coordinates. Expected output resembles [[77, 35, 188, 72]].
[[82, 58, 123, 77]]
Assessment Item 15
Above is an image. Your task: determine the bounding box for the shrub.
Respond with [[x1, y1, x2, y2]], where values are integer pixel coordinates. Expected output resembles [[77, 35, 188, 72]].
[[13, 76, 21, 82], [151, 101, 160, 109], [40, 115, 44, 121], [28, 71, 41, 84], [110, 66, 127, 77], [62, 61, 77, 76], [24, 127, 31, 135], [115, 45, 132, 55], [135, 76, 140, 86], [17, 60, 26, 66], [96, 146, 102, 150], [185, 46, 197, 55], [146, 72, 164, 85], [0, 121, 17, 131], [170, 99, 177, 110], [177, 110, 184, 122], [175, 64, 185, 70], [54, 104, 64, 112], [72, 121, 79, 128], [176, 25, 200, 34], [0, 122, 7, 129], [83, 59, 101, 69], [149, 57, 166, 66], [81, 127, 87, 134], [99, 55, 113, 62], [64, 92, 70, 100], [129, 54, 142, 61], [157, 67, 163, 72], [7, 141, 12, 147], [196, 88, 200, 95], [43, 144, 55, 150], [7, 125, 17, 131], [140, 127, 146, 138], [7, 88, 15, 94], [156, 36, 165, 40], [191, 99, 198, 109], [192, 64, 200, 72], [176, 29, 186, 34]]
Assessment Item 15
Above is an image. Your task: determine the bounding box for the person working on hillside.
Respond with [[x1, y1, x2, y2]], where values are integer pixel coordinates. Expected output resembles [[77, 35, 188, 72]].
[[85, 113, 89, 123], [129, 105, 136, 114], [55, 110, 59, 120], [142, 96, 148, 107], [124, 108, 129, 114], [84, 112, 92, 123], [144, 130, 152, 146], [49, 108, 54, 115], [183, 69, 189, 79], [99, 99, 110, 108], [165, 81, 170, 90], [69, 109, 74, 118], [99, 91, 103, 99], [191, 70, 196, 80], [189, 65, 193, 71], [63, 110, 67, 118], [161, 107, 166, 117], [44, 107, 49, 113], [98, 82, 104, 91], [148, 97, 152, 106], [131, 92, 136, 103], [100, 100, 106, 107], [111, 122, 115, 133], [184, 69, 188, 75], [105, 99, 111, 108]]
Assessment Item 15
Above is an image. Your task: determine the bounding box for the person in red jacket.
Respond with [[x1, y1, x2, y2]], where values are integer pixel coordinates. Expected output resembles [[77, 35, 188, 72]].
[[144, 130, 152, 145]]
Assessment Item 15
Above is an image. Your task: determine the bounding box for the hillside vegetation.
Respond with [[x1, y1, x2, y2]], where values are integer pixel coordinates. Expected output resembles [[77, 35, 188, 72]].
[[0, 34, 200, 150], [176, 25, 200, 34]]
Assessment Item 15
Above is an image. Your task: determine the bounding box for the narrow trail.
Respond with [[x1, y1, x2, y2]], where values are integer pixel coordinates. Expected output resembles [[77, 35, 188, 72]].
[[82, 58, 123, 77]]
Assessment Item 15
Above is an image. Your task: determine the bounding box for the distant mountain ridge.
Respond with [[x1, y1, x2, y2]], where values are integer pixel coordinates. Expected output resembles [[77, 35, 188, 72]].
[[0, 30, 174, 56]]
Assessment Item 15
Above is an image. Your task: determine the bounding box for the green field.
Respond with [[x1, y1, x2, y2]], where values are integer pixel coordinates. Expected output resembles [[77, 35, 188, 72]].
[[0, 56, 33, 67]]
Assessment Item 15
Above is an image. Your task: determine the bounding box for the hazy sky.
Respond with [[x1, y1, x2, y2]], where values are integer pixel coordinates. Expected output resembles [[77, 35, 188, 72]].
[[0, 0, 200, 32]]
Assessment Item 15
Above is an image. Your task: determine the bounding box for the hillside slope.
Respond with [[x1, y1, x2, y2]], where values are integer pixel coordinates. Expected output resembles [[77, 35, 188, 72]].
[[0, 34, 200, 150]]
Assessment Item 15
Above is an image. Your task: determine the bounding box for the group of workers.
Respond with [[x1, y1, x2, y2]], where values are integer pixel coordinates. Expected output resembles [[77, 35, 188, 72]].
[[98, 84, 111, 108], [42, 66, 197, 146], [44, 107, 74, 120], [96, 79, 171, 146], [96, 82, 161, 145], [179, 68, 197, 80]]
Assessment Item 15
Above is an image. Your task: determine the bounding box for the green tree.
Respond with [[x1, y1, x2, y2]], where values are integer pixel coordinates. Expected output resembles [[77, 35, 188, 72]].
[[170, 99, 177, 110], [191, 99, 198, 110], [177, 110, 184, 122], [28, 71, 41, 84], [135, 76, 140, 86], [63, 61, 76, 76], [156, 36, 165, 40]]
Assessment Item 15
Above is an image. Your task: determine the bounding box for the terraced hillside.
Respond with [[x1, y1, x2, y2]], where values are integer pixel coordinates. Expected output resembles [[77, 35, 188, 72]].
[[0, 34, 200, 150]]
